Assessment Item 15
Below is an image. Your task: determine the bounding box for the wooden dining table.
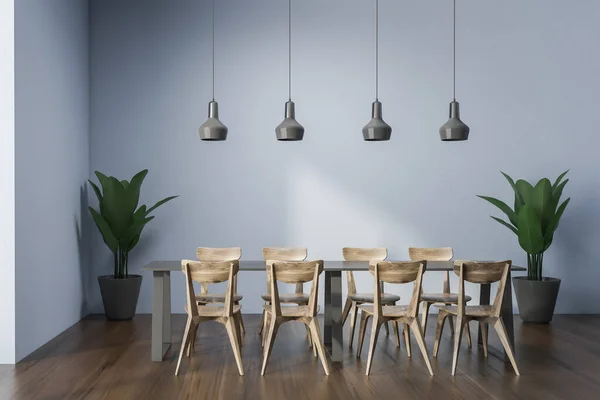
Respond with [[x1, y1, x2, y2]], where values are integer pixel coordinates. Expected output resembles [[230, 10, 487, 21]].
[[142, 260, 525, 363]]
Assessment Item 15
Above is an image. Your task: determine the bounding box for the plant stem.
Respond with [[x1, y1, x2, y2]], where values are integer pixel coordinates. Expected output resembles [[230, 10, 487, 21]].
[[113, 252, 118, 279]]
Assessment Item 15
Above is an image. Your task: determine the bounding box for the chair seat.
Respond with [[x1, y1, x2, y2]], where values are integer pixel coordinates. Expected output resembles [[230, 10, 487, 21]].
[[435, 304, 493, 317], [421, 293, 472, 304], [196, 293, 243, 303], [358, 304, 409, 318], [263, 304, 320, 318], [185, 304, 242, 317], [261, 293, 310, 304], [348, 293, 400, 304]]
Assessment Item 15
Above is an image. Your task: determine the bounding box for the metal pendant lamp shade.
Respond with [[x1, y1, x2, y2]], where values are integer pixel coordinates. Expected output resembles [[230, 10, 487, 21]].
[[200, 100, 227, 141], [200, 0, 227, 141], [440, 0, 469, 142], [276, 0, 303, 141], [276, 100, 304, 141], [439, 100, 469, 141], [363, 101, 391, 141], [363, 0, 390, 141]]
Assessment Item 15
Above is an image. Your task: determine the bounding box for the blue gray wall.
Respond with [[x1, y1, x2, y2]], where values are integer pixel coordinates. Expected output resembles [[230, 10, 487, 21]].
[[15, 0, 89, 360], [0, 0, 16, 364], [89, 0, 600, 314]]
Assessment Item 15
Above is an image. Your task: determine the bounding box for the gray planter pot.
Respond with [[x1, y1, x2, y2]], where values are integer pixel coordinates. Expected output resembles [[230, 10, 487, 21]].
[[513, 276, 561, 324], [98, 275, 142, 321]]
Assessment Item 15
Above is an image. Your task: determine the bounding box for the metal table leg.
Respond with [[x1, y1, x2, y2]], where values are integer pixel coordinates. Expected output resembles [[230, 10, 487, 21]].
[[151, 271, 171, 361], [324, 270, 343, 362]]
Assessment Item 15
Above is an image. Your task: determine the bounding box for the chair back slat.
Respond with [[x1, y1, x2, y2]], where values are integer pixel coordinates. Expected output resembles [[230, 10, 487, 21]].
[[453, 261, 508, 284], [262, 247, 307, 262], [408, 247, 453, 261], [181, 260, 239, 283], [272, 261, 323, 284], [370, 261, 424, 284], [343, 247, 387, 295], [196, 247, 241, 261]]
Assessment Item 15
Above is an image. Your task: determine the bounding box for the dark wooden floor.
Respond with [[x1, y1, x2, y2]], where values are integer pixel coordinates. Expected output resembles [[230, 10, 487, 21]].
[[2, 314, 600, 400]]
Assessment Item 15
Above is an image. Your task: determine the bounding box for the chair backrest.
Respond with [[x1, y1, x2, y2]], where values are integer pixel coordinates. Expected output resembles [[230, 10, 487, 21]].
[[196, 247, 242, 294], [408, 247, 453, 261], [369, 261, 426, 318], [342, 247, 387, 295], [454, 260, 511, 317], [181, 260, 239, 317], [409, 247, 453, 295], [269, 260, 324, 317], [262, 247, 308, 294]]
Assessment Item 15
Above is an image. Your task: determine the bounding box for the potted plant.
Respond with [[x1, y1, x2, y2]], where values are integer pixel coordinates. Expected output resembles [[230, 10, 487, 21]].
[[478, 171, 570, 323], [88, 169, 177, 320]]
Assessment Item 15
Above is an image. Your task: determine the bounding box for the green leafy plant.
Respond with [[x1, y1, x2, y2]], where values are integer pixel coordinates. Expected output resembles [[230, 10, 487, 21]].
[[88, 169, 178, 279], [477, 171, 570, 281]]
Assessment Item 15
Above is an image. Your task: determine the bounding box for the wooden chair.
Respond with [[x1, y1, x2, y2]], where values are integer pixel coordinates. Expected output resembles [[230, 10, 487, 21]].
[[356, 261, 434, 376], [409, 247, 472, 348], [341, 247, 401, 348], [259, 247, 309, 337], [175, 260, 244, 376], [433, 261, 519, 376], [195, 247, 245, 336], [261, 260, 330, 375]]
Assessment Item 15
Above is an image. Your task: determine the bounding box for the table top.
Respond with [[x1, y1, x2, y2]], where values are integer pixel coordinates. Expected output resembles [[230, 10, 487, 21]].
[[143, 260, 525, 272]]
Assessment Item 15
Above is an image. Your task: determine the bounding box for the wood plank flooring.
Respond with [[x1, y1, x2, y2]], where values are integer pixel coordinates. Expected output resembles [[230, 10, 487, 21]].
[[2, 314, 600, 399]]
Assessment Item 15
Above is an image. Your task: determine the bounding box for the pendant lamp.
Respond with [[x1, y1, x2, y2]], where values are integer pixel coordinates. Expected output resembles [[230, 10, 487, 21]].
[[439, 0, 469, 141], [276, 0, 304, 141], [200, 0, 227, 141], [362, 0, 391, 141]]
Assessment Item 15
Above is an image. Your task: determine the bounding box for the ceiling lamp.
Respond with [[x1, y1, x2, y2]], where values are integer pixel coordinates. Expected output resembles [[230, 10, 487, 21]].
[[439, 0, 469, 141], [362, 0, 391, 141], [200, 0, 227, 141], [276, 0, 304, 141]]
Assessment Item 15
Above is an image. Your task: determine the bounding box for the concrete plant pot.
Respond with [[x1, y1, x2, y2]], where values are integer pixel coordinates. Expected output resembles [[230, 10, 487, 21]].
[[513, 276, 561, 324], [98, 275, 142, 321]]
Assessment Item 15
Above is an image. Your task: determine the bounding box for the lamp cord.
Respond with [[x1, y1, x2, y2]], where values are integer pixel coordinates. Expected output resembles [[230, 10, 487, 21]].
[[375, 0, 379, 101], [212, 0, 215, 101], [453, 0, 456, 101], [288, 0, 292, 101]]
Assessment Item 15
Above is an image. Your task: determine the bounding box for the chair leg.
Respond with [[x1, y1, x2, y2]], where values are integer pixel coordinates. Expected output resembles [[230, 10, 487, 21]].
[[225, 317, 244, 376], [392, 320, 400, 347], [493, 319, 520, 376], [305, 324, 313, 348], [233, 313, 243, 348], [384, 321, 390, 336], [421, 301, 431, 336], [310, 323, 318, 358], [175, 317, 194, 376], [365, 318, 382, 376], [451, 316, 465, 376], [465, 320, 472, 348], [261, 317, 280, 376], [262, 312, 270, 347], [480, 321, 488, 357], [187, 323, 199, 357], [309, 318, 331, 375], [433, 311, 448, 358], [356, 311, 370, 358], [234, 302, 245, 335], [403, 324, 411, 358], [448, 311, 455, 336], [341, 298, 352, 326], [258, 307, 266, 335], [410, 318, 434, 376], [348, 302, 358, 348]]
